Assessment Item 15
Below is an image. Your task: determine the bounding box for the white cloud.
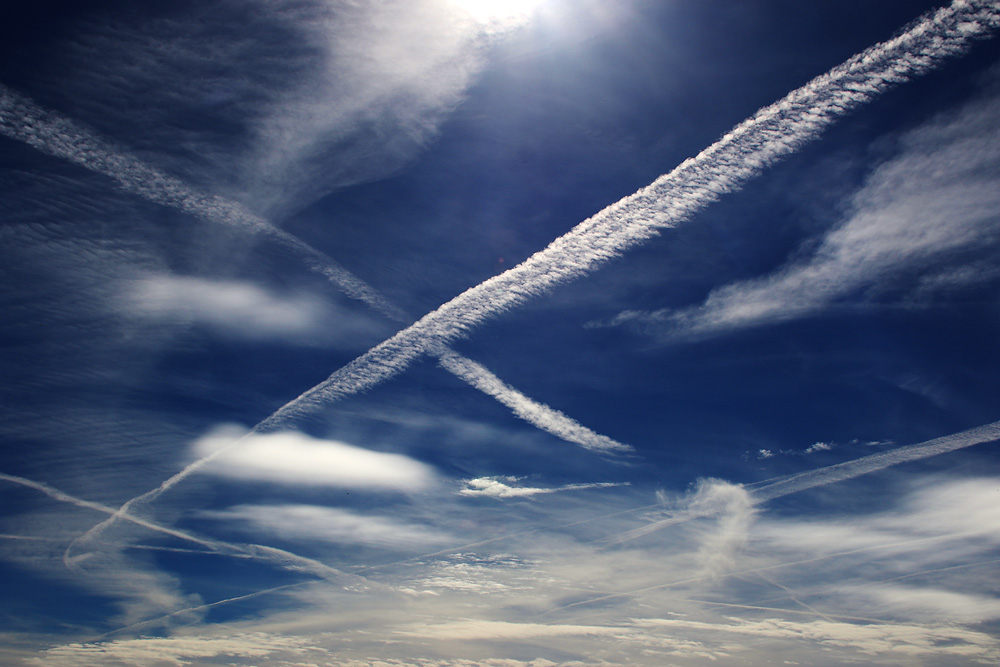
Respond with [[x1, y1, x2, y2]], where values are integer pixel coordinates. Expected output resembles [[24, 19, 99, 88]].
[[805, 441, 832, 454], [240, 0, 504, 214], [126, 275, 386, 345], [601, 82, 1000, 341], [459, 476, 626, 499], [29, 632, 318, 667], [192, 425, 436, 491], [203, 504, 451, 549]]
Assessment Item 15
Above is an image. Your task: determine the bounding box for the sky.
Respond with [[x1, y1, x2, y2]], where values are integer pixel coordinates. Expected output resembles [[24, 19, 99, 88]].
[[1, 0, 1000, 665]]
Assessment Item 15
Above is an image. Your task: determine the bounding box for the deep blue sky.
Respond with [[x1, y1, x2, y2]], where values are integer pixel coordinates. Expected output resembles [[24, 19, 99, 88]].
[[2, 1, 1000, 665]]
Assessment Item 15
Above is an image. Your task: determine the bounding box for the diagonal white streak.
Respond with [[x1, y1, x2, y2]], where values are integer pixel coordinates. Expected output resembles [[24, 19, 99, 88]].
[[0, 471, 364, 586], [608, 420, 1000, 545], [256, 0, 1000, 430]]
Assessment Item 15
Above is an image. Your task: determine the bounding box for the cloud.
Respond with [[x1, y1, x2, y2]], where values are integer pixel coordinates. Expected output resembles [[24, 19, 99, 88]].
[[686, 479, 756, 578], [459, 476, 626, 499], [125, 275, 387, 345], [204, 504, 451, 549], [191, 425, 436, 491], [238, 0, 505, 215], [28, 632, 319, 667], [608, 420, 1000, 545], [599, 70, 1000, 341]]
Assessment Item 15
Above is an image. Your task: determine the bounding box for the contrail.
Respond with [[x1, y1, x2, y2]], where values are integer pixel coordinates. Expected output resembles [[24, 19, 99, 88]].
[[0, 83, 630, 456], [0, 470, 368, 587], [253, 0, 1000, 429], [551, 524, 997, 615], [0, 471, 223, 552], [61, 0, 1000, 559], [608, 420, 1000, 544]]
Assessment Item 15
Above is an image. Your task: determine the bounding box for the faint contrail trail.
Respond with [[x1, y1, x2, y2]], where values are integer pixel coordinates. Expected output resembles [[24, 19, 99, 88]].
[[252, 0, 1000, 429], [64, 0, 1000, 556], [608, 420, 1000, 544], [0, 83, 630, 456], [0, 470, 368, 586], [552, 524, 997, 615], [0, 471, 223, 551]]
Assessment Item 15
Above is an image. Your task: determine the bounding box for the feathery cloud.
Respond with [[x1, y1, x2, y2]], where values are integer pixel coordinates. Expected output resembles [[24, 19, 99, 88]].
[[204, 504, 452, 549]]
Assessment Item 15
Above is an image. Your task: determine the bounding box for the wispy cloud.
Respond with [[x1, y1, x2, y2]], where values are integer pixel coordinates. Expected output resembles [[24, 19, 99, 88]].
[[459, 476, 626, 499], [609, 420, 1000, 544], [596, 79, 1000, 340], [125, 275, 388, 346], [204, 504, 452, 550], [191, 425, 436, 491]]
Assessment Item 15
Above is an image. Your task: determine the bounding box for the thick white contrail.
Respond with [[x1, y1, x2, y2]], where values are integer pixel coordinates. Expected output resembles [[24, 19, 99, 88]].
[[608, 420, 1000, 545], [0, 83, 629, 456], [256, 0, 1000, 429]]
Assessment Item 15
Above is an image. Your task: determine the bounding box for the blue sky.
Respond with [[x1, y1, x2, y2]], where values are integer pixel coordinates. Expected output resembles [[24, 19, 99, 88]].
[[2, 0, 1000, 665]]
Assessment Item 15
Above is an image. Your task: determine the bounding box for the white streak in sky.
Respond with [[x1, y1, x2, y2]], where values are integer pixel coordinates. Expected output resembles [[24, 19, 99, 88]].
[[0, 83, 629, 455], [609, 420, 1000, 545], [0, 470, 366, 586], [0, 471, 222, 552], [437, 350, 631, 452], [258, 0, 1000, 429]]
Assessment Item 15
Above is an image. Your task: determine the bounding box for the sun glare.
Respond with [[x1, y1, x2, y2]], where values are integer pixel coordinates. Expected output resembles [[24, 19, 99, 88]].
[[449, 0, 543, 25]]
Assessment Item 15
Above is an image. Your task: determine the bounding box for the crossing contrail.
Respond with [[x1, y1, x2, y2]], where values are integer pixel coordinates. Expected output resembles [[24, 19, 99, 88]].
[[0, 85, 632, 454], [61, 0, 1000, 561]]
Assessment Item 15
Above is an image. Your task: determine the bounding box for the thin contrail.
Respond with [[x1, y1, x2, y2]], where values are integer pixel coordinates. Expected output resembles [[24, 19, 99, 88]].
[[550, 524, 996, 615], [59, 0, 1000, 561], [0, 470, 365, 586], [0, 471, 223, 552], [250, 0, 1000, 429], [0, 83, 630, 457], [608, 420, 1000, 544]]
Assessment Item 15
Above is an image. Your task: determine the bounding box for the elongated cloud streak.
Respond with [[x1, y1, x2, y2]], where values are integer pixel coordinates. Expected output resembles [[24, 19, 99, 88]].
[[609, 420, 1000, 544], [0, 84, 628, 456], [260, 0, 1000, 429]]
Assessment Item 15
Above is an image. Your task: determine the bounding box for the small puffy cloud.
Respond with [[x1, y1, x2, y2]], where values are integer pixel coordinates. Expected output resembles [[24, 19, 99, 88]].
[[203, 504, 451, 549], [125, 275, 386, 345], [805, 441, 832, 454], [459, 477, 626, 499], [192, 425, 436, 491]]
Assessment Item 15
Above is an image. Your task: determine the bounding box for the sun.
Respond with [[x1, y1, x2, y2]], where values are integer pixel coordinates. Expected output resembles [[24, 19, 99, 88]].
[[448, 0, 544, 25]]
